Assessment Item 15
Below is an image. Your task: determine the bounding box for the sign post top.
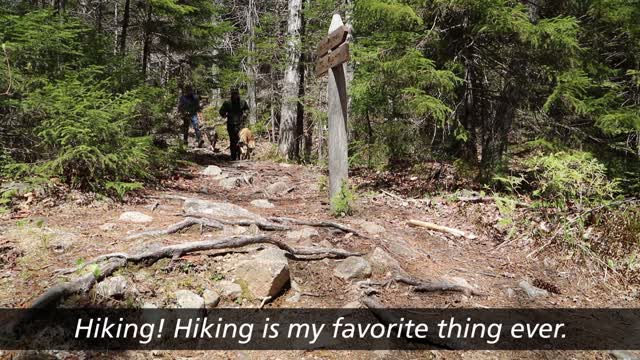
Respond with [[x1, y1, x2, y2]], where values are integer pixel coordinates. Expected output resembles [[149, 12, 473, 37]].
[[329, 14, 344, 32]]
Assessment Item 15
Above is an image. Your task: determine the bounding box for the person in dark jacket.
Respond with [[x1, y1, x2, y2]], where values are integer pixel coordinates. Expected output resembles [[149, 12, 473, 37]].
[[219, 88, 250, 160], [178, 85, 203, 147]]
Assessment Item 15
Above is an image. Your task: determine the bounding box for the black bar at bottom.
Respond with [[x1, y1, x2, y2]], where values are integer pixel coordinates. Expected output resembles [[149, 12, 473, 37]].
[[0, 309, 638, 350]]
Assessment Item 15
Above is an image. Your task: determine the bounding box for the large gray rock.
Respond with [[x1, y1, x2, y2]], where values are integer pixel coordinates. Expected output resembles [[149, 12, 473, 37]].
[[334, 257, 372, 280], [175, 290, 205, 308], [95, 276, 128, 298], [118, 211, 153, 223], [203, 290, 221, 308], [183, 198, 266, 222], [360, 221, 386, 235], [251, 199, 275, 209], [519, 280, 549, 299], [369, 247, 401, 274], [202, 165, 223, 177], [266, 181, 290, 195], [234, 248, 290, 299], [214, 280, 243, 300]]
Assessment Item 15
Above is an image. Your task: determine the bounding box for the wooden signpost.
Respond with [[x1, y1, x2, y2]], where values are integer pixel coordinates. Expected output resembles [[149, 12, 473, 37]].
[[316, 14, 350, 201]]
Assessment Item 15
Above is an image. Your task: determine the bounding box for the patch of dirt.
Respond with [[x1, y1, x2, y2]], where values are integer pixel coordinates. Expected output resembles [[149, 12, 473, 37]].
[[0, 145, 637, 359]]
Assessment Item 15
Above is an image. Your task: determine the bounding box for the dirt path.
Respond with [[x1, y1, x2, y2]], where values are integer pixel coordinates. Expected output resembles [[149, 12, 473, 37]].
[[0, 149, 636, 359]]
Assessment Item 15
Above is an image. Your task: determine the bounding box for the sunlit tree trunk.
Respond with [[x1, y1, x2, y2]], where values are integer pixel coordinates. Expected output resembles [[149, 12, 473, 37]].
[[278, 0, 303, 160]]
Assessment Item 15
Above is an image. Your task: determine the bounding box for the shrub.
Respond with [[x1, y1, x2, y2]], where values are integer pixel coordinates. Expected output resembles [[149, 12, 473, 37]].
[[17, 71, 156, 192], [331, 181, 356, 217], [524, 151, 620, 206]]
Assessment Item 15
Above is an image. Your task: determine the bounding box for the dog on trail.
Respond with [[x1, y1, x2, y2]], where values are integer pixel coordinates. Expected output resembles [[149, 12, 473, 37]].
[[238, 128, 256, 160], [198, 113, 220, 152]]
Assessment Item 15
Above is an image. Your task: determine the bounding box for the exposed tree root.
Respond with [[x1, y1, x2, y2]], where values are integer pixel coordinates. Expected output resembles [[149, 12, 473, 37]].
[[32, 258, 126, 309], [38, 235, 364, 308], [125, 217, 224, 240], [394, 275, 485, 296], [268, 217, 367, 238], [358, 274, 484, 297], [180, 213, 291, 231], [361, 296, 453, 350]]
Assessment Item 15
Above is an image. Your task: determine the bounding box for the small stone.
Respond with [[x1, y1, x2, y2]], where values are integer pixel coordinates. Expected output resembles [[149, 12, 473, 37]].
[[286, 293, 301, 303], [360, 221, 386, 235], [99, 223, 117, 231], [247, 224, 260, 235], [505, 288, 516, 298], [183, 199, 266, 222], [334, 257, 372, 280], [220, 177, 241, 190], [118, 211, 153, 223], [286, 227, 320, 241], [519, 280, 549, 299], [343, 301, 361, 309], [47, 231, 76, 254], [202, 165, 223, 177], [203, 290, 221, 308], [251, 199, 275, 209], [214, 280, 243, 300], [95, 276, 128, 298], [266, 181, 290, 195], [175, 290, 205, 309], [142, 302, 157, 309], [610, 350, 640, 360], [223, 225, 248, 236]]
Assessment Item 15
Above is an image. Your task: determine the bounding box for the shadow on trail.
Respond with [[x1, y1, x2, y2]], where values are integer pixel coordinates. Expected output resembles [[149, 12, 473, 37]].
[[183, 148, 233, 166]]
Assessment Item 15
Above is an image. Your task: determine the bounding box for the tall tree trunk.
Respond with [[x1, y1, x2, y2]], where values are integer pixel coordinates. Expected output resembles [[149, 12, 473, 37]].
[[141, 2, 153, 80], [246, 0, 258, 125], [297, 51, 306, 159], [278, 0, 303, 160], [119, 0, 131, 55]]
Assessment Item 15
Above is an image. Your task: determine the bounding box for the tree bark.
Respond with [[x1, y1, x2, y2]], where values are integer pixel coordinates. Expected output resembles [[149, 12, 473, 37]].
[[141, 2, 153, 80], [278, 0, 303, 160], [119, 0, 131, 55], [246, 0, 258, 125]]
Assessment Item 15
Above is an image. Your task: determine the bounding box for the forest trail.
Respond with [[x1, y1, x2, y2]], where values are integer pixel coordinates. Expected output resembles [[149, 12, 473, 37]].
[[0, 147, 635, 358]]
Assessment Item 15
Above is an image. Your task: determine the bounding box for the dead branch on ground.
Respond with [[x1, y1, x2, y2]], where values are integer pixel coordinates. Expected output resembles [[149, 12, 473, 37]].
[[269, 217, 367, 238], [408, 219, 478, 240]]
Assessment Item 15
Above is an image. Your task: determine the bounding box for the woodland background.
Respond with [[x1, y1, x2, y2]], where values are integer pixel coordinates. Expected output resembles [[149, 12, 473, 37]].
[[1, 0, 639, 272]]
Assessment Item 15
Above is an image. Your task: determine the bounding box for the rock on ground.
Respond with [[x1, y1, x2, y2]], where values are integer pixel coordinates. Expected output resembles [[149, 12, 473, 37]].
[[519, 280, 549, 299], [266, 181, 290, 195], [359, 221, 386, 235], [95, 276, 128, 298], [118, 211, 153, 223], [183, 198, 266, 222], [234, 248, 290, 299], [45, 229, 77, 254], [334, 257, 372, 280], [99, 223, 117, 231], [286, 227, 320, 241], [202, 165, 223, 177], [219, 177, 242, 190], [369, 247, 401, 275], [214, 280, 243, 300], [250, 199, 275, 209], [203, 290, 221, 308], [175, 290, 205, 308]]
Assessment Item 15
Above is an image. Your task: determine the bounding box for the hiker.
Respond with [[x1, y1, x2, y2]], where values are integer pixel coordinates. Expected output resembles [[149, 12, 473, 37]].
[[219, 88, 250, 160], [178, 85, 204, 147]]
